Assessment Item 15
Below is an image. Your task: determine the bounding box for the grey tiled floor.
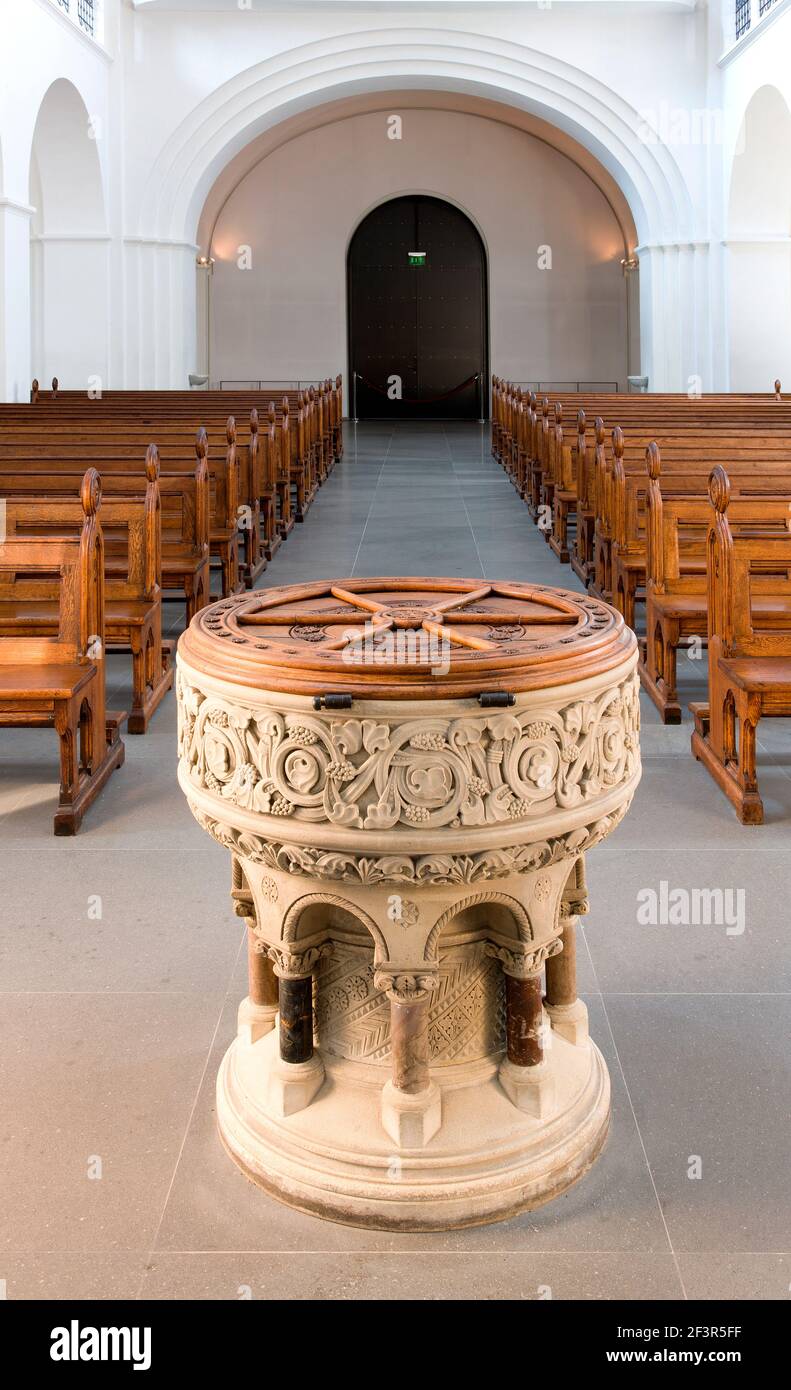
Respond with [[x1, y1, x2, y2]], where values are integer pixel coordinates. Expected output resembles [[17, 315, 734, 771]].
[[1, 421, 790, 1301]]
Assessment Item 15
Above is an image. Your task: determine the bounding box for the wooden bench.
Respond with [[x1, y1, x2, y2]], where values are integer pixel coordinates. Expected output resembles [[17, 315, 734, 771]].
[[604, 432, 791, 626], [0, 418, 241, 598], [0, 449, 172, 733], [25, 376, 345, 525], [490, 379, 791, 584], [8, 399, 304, 578], [0, 451, 210, 622], [31, 375, 345, 473], [639, 446, 791, 721], [690, 467, 791, 824], [0, 469, 125, 833]]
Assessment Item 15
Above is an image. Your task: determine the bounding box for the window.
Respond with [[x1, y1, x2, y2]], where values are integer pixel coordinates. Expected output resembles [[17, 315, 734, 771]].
[[735, 0, 752, 36], [77, 0, 95, 35], [49, 0, 99, 40]]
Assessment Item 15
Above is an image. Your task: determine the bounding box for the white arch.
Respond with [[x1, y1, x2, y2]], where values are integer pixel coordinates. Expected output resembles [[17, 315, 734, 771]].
[[28, 78, 109, 390], [727, 84, 791, 391], [138, 28, 693, 251], [29, 78, 106, 236]]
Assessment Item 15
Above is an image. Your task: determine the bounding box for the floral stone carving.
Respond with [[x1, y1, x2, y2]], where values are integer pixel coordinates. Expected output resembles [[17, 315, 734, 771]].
[[178, 667, 639, 835]]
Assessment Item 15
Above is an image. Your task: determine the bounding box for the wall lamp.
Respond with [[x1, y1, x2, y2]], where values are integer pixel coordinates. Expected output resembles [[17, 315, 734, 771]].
[[620, 256, 639, 273], [196, 255, 215, 269]]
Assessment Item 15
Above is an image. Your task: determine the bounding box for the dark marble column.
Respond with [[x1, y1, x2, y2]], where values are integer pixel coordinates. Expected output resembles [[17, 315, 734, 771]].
[[278, 973, 314, 1064]]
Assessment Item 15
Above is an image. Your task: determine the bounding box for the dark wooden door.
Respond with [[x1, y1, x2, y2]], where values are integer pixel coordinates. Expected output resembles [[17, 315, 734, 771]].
[[348, 195, 488, 419]]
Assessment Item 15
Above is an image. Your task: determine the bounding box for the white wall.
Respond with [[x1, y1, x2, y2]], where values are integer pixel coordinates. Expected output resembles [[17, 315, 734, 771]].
[[121, 3, 703, 390], [721, 7, 791, 391], [207, 108, 630, 395], [0, 0, 116, 399], [1, 1, 789, 398]]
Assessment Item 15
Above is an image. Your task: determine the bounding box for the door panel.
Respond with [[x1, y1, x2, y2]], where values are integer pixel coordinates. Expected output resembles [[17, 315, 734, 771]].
[[348, 195, 488, 420]]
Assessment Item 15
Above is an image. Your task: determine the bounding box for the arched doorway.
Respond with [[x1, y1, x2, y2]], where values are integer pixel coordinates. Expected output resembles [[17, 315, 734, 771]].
[[347, 195, 488, 420]]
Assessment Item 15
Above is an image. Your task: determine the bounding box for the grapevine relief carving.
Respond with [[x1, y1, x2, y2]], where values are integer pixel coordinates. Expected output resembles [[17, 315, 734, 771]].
[[178, 673, 639, 832]]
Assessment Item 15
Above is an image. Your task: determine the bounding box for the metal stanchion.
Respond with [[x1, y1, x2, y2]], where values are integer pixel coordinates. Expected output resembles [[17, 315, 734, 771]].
[[352, 371, 359, 425], [477, 372, 485, 425]]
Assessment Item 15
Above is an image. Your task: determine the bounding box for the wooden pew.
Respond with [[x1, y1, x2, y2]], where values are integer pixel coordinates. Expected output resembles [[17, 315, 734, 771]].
[[0, 448, 172, 733], [574, 401, 791, 582], [601, 430, 791, 625], [25, 376, 345, 519], [0, 454, 210, 623], [0, 417, 242, 598], [691, 467, 791, 824], [639, 445, 791, 721], [490, 378, 791, 585], [0, 470, 125, 833], [10, 401, 295, 575]]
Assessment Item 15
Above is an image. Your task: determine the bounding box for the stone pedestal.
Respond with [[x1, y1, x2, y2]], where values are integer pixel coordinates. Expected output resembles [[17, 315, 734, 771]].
[[177, 577, 640, 1228]]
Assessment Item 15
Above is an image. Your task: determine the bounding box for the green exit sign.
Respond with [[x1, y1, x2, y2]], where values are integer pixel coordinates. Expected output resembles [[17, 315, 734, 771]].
[[408, 250, 427, 267]]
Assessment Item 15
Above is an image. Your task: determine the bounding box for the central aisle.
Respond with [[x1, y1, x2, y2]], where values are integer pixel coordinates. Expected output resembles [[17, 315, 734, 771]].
[[259, 420, 569, 588]]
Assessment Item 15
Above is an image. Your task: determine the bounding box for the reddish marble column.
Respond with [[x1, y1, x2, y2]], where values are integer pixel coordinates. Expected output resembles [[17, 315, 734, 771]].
[[545, 917, 578, 1009], [505, 972, 545, 1067], [389, 989, 432, 1095]]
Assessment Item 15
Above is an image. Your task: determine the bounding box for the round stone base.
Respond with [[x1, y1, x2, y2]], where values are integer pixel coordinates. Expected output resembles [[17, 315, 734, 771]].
[[216, 1031, 611, 1231]]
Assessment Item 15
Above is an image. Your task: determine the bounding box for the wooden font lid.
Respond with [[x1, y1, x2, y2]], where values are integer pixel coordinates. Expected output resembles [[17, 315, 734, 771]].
[[178, 577, 635, 699]]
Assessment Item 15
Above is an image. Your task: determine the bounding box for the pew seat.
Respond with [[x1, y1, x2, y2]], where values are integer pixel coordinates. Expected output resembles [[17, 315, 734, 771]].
[[0, 662, 95, 699], [642, 593, 791, 723], [0, 455, 174, 733], [0, 601, 173, 735], [712, 656, 791, 692]]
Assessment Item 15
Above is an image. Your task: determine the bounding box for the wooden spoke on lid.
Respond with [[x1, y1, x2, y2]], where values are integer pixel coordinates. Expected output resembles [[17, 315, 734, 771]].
[[184, 576, 632, 699]]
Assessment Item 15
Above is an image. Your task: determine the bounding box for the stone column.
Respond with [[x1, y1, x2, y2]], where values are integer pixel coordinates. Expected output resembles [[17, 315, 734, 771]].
[[231, 863, 279, 1045], [0, 197, 33, 401], [545, 858, 590, 1046], [505, 973, 545, 1067], [377, 973, 441, 1149], [490, 942, 561, 1118], [237, 928, 279, 1046], [278, 970, 313, 1064], [267, 948, 327, 1117]]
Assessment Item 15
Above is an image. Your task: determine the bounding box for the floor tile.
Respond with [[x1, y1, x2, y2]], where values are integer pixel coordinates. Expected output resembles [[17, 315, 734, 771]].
[[0, 990, 233, 1254], [139, 1250, 683, 1301], [602, 994, 791, 1252]]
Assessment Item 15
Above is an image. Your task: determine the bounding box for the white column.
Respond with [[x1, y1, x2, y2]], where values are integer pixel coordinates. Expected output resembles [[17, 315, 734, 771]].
[[127, 238, 198, 388], [0, 198, 33, 402], [31, 234, 111, 390], [637, 240, 721, 392]]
